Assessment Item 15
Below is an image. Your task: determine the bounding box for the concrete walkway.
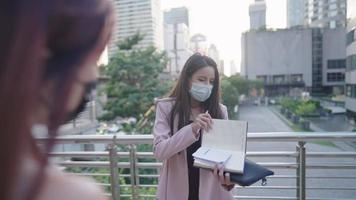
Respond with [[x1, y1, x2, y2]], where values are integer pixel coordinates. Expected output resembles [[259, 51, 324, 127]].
[[234, 104, 356, 200]]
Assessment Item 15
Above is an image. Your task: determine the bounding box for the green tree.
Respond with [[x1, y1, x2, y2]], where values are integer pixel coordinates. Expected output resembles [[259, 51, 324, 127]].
[[227, 75, 249, 95], [280, 97, 300, 112], [221, 79, 239, 117], [101, 33, 170, 121], [295, 101, 317, 117], [248, 79, 264, 95]]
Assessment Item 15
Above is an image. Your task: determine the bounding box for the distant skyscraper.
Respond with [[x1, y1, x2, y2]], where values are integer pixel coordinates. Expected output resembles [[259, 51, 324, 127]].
[[108, 0, 163, 58], [305, 0, 346, 28], [163, 7, 192, 78], [164, 7, 189, 27], [219, 60, 225, 75], [190, 34, 208, 54], [208, 44, 220, 65], [208, 44, 224, 75], [287, 0, 305, 28], [164, 23, 192, 77], [345, 0, 356, 123], [249, 0, 266, 30], [230, 60, 237, 75]]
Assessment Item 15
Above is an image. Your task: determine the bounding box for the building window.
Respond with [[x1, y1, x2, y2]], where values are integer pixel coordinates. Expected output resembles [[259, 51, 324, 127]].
[[329, 10, 338, 17], [290, 74, 303, 83], [347, 29, 355, 46], [257, 75, 267, 84], [346, 85, 356, 98], [273, 75, 285, 84], [347, 55, 356, 71], [327, 59, 346, 69], [346, 85, 352, 97], [327, 72, 345, 82], [330, 20, 336, 28], [329, 3, 337, 10]]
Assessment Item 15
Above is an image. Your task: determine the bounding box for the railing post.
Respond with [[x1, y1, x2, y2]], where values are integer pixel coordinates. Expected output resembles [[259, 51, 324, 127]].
[[296, 141, 306, 200], [108, 136, 120, 200], [89, 100, 96, 122], [129, 144, 139, 200]]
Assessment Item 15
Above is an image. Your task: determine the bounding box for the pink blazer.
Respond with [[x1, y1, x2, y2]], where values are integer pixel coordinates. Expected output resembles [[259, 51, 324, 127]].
[[153, 98, 234, 200]]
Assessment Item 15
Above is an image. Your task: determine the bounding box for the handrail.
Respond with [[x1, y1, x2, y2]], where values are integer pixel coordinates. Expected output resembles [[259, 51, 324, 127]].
[[38, 132, 356, 143], [40, 132, 356, 200]]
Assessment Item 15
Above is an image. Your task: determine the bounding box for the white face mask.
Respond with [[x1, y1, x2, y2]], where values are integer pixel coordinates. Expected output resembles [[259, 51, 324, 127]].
[[189, 82, 213, 102]]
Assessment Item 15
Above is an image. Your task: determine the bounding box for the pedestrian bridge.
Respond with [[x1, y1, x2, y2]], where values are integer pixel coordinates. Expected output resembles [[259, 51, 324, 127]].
[[37, 132, 356, 200]]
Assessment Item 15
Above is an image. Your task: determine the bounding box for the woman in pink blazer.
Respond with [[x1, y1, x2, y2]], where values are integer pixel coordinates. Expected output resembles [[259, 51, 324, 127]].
[[153, 53, 235, 200]]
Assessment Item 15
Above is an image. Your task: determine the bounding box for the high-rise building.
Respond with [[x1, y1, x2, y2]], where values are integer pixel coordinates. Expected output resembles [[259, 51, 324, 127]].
[[190, 34, 208, 54], [208, 44, 219, 65], [220, 60, 225, 76], [249, 0, 266, 30], [305, 0, 347, 28], [164, 7, 189, 27], [163, 7, 192, 78], [345, 0, 356, 123], [108, 0, 163, 58], [241, 28, 346, 96], [230, 60, 237, 76], [287, 0, 305, 28], [164, 23, 192, 77], [208, 44, 224, 75]]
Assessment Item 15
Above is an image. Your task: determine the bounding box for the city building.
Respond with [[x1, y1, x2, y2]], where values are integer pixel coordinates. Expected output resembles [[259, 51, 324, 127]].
[[249, 0, 266, 30], [345, 0, 356, 123], [230, 60, 237, 76], [287, 0, 305, 28], [241, 28, 346, 96], [164, 7, 189, 27], [163, 23, 192, 77], [190, 33, 208, 54], [108, 0, 163, 58], [219, 60, 225, 76], [305, 0, 347, 28], [208, 44, 219, 63], [207, 44, 225, 76]]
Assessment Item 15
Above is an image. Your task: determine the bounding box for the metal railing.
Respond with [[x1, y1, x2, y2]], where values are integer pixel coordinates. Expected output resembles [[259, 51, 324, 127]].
[[38, 132, 356, 200]]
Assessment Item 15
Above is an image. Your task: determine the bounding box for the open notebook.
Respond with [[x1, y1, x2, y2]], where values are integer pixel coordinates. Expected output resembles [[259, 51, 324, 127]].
[[193, 119, 248, 174]]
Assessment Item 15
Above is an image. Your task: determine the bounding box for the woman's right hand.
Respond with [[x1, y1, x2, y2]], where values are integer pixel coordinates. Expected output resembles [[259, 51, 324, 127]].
[[191, 112, 212, 134]]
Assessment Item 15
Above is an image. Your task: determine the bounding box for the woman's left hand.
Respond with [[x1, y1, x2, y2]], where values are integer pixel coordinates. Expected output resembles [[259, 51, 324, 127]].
[[213, 164, 235, 191]]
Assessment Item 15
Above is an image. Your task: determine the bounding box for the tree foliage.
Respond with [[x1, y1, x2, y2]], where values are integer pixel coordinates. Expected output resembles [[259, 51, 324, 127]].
[[101, 33, 171, 121]]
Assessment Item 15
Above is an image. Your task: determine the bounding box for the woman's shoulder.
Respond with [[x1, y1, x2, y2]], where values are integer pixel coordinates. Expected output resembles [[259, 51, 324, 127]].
[[219, 103, 227, 111], [155, 97, 176, 109], [37, 166, 107, 200], [155, 97, 175, 104]]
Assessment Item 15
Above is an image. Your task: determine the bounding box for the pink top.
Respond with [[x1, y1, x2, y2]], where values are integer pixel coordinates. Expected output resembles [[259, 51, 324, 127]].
[[153, 98, 234, 200]]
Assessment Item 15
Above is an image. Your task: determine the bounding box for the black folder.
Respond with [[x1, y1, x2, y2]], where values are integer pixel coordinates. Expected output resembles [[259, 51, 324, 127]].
[[229, 159, 274, 186]]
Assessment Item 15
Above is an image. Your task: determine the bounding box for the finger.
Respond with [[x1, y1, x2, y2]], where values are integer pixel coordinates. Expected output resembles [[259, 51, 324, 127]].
[[195, 118, 205, 128], [206, 112, 213, 121], [202, 113, 213, 122], [218, 167, 225, 184], [217, 164, 226, 184], [196, 119, 207, 129], [199, 116, 212, 130], [225, 173, 232, 185], [192, 122, 202, 132], [200, 117, 211, 130], [213, 165, 218, 176], [197, 119, 208, 131], [204, 113, 213, 127]]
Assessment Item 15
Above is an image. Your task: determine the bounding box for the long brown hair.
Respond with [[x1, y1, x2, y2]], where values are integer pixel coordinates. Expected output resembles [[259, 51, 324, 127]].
[[168, 53, 223, 135], [0, 1, 113, 200]]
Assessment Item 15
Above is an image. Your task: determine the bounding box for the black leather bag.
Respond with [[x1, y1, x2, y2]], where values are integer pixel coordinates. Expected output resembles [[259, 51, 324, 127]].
[[229, 159, 274, 186]]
